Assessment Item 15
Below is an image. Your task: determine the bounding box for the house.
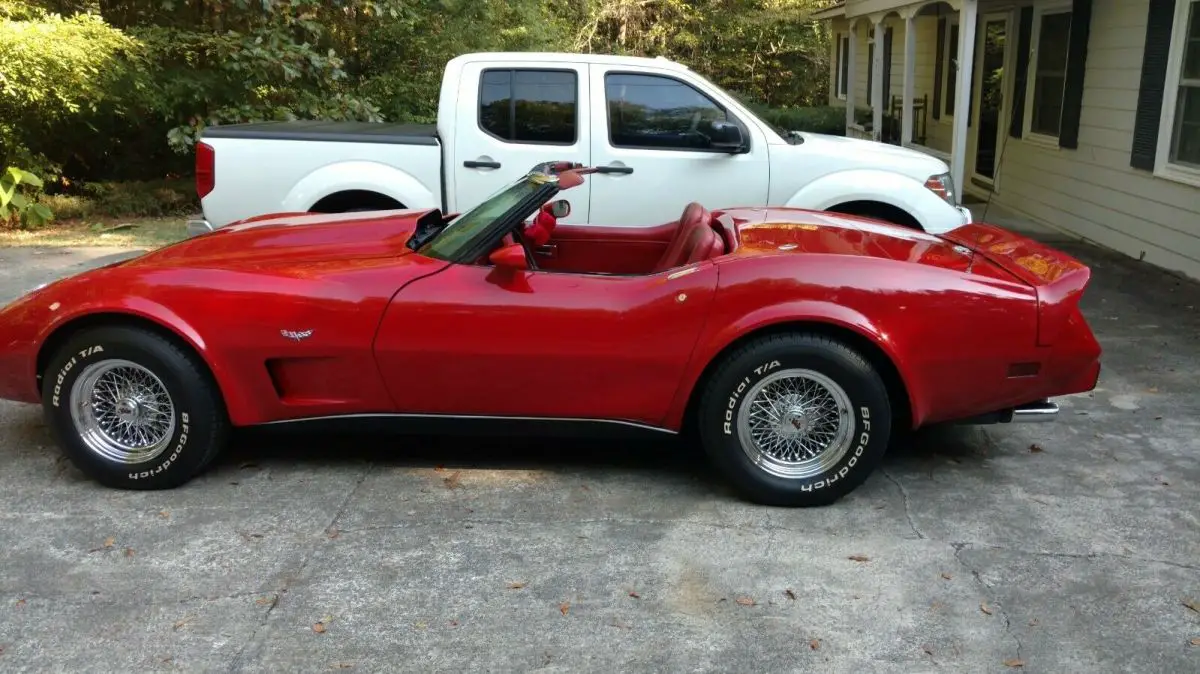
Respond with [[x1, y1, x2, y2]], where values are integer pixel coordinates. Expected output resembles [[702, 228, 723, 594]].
[[813, 0, 1200, 281]]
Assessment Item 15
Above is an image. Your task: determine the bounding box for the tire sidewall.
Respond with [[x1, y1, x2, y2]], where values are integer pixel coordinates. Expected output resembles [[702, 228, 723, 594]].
[[41, 329, 215, 489], [700, 337, 891, 506]]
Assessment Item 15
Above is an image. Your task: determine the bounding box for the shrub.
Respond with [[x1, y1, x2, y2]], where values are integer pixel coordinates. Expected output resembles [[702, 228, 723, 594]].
[[38, 178, 197, 221]]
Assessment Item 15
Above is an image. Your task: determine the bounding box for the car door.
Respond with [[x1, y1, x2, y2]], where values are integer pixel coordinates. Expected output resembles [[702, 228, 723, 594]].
[[450, 61, 592, 224], [372, 261, 719, 427], [586, 63, 771, 226]]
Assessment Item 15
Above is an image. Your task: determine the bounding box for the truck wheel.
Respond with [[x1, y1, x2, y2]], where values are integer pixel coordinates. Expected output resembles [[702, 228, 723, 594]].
[[696, 333, 892, 507], [41, 325, 230, 490]]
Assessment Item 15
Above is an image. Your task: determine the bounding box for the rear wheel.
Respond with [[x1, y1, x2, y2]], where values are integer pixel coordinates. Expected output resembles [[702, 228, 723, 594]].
[[696, 333, 892, 507], [41, 326, 230, 489]]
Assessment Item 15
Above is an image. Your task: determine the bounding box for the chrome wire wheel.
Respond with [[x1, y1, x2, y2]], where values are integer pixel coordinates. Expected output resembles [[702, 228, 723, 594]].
[[736, 368, 854, 479], [68, 359, 176, 465]]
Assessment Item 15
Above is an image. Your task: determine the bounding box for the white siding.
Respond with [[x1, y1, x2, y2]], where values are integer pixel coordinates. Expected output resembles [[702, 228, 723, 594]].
[[990, 0, 1200, 281]]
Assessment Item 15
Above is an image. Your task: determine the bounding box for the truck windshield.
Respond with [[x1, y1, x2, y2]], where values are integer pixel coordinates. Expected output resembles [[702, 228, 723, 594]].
[[418, 174, 551, 261]]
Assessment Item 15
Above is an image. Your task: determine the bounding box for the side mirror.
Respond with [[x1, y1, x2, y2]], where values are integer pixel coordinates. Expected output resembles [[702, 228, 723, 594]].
[[710, 121, 746, 153], [548, 199, 571, 218], [488, 243, 528, 270]]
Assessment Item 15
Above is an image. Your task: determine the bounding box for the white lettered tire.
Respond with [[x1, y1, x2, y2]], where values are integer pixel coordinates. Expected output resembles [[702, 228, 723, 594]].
[[697, 333, 892, 507], [41, 325, 230, 489]]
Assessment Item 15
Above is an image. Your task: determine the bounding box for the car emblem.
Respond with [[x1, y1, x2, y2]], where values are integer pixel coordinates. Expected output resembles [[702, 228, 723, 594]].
[[281, 329, 314, 342]]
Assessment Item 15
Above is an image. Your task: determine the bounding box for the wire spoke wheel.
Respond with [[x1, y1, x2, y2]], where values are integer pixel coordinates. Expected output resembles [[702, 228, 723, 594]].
[[69, 359, 176, 465], [736, 368, 854, 479]]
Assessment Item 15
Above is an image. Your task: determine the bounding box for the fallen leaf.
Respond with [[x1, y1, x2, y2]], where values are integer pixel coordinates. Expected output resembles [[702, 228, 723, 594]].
[[1157, 477, 1171, 486], [158, 510, 170, 519], [610, 619, 631, 629], [413, 621, 427, 629], [331, 664, 353, 670], [809, 638, 820, 650], [735, 596, 755, 606], [103, 537, 115, 548], [980, 602, 994, 615], [847, 554, 870, 562], [1029, 443, 1044, 453], [941, 572, 952, 580], [326, 527, 340, 540], [507, 581, 526, 590], [312, 622, 326, 634], [433, 465, 445, 472], [1003, 658, 1025, 668], [1028, 618, 1040, 626], [448, 620, 459, 627], [14, 598, 26, 608], [124, 548, 135, 557], [1189, 637, 1200, 646], [930, 601, 944, 611], [559, 602, 569, 616], [921, 643, 934, 656], [629, 591, 640, 599], [1183, 598, 1199, 614], [1147, 387, 1159, 393], [1155, 416, 1163, 420], [173, 617, 192, 631], [443, 471, 462, 489], [784, 589, 797, 600]]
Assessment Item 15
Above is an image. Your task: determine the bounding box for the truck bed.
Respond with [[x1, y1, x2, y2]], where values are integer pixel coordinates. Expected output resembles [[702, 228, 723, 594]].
[[200, 121, 439, 146]]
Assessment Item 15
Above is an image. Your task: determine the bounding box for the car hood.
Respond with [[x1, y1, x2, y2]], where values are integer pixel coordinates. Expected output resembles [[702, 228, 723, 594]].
[[126, 209, 432, 270], [721, 207, 974, 272], [786, 131, 949, 180]]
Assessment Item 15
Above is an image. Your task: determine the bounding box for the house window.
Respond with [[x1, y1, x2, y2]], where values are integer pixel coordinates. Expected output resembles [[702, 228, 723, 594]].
[[837, 35, 850, 99], [1025, 5, 1073, 139], [1164, 0, 1200, 169], [944, 20, 960, 116], [479, 69, 578, 145]]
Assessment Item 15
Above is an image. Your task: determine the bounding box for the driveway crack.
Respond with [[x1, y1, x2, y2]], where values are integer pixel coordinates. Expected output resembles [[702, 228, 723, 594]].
[[953, 542, 1023, 664], [881, 468, 926, 539]]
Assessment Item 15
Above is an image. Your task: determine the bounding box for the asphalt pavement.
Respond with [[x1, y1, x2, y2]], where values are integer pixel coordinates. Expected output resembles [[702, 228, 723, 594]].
[[0, 238, 1196, 673]]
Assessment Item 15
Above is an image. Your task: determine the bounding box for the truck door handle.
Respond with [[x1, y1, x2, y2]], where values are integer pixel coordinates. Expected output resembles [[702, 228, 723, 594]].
[[595, 165, 634, 174], [464, 160, 501, 169]]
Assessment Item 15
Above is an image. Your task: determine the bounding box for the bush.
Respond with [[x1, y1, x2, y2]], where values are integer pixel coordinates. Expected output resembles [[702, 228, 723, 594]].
[[38, 178, 197, 221]]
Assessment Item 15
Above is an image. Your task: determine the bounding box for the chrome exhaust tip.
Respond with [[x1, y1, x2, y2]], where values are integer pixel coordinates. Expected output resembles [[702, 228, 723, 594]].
[[1011, 400, 1059, 422]]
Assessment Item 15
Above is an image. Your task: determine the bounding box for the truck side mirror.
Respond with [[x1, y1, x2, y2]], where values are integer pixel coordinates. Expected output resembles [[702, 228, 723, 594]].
[[710, 121, 746, 153], [548, 199, 571, 218]]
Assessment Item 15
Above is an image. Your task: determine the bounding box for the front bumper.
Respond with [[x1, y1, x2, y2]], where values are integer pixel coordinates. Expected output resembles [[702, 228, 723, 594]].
[[186, 218, 214, 237], [957, 205, 973, 223]]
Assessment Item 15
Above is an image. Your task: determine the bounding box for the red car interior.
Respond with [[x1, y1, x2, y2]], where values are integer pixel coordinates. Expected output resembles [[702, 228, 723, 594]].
[[532, 202, 732, 275]]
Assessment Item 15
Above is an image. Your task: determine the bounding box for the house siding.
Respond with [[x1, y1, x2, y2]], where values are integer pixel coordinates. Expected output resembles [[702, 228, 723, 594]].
[[990, 0, 1200, 281]]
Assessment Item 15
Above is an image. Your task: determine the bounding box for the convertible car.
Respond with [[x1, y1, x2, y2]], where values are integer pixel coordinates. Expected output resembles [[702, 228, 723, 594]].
[[0, 162, 1101, 507]]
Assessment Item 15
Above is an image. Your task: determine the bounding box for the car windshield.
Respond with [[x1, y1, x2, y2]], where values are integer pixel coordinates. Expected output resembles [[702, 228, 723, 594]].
[[418, 173, 551, 260]]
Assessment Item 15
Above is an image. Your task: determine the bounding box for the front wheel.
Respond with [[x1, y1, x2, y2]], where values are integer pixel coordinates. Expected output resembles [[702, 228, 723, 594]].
[[696, 333, 892, 507], [41, 325, 230, 489]]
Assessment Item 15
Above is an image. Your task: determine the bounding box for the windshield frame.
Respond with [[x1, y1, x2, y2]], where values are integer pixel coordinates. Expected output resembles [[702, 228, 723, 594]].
[[416, 172, 560, 263]]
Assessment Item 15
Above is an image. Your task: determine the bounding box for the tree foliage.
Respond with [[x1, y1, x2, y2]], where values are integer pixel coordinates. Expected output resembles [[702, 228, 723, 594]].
[[0, 0, 836, 185]]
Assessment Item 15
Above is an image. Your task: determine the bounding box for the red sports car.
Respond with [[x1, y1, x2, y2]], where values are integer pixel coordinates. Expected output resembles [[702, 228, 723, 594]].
[[0, 162, 1100, 507]]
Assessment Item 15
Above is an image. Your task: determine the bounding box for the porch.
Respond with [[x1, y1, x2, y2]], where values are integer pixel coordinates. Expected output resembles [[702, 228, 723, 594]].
[[816, 0, 1075, 204]]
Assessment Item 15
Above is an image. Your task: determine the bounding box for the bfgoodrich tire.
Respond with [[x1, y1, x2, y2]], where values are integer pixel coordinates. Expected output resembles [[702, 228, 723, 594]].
[[697, 333, 892, 507], [41, 325, 230, 490]]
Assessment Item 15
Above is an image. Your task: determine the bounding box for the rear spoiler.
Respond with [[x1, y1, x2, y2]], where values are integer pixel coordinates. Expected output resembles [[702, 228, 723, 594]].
[[941, 223, 1090, 347]]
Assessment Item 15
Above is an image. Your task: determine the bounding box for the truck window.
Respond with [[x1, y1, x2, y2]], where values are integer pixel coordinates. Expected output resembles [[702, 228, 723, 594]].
[[604, 73, 732, 151], [479, 69, 578, 145]]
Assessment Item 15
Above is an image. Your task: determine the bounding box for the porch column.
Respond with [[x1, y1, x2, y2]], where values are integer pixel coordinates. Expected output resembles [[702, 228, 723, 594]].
[[901, 10, 917, 146], [846, 20, 857, 131], [871, 17, 884, 142], [950, 0, 978, 204]]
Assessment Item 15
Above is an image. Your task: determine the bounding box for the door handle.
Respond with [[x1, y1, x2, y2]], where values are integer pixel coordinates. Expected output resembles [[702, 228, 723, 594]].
[[534, 244, 558, 258], [595, 165, 634, 175], [464, 160, 501, 169]]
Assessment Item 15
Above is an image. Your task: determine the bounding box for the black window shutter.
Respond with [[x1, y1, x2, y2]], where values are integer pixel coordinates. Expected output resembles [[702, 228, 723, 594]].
[[1010, 7, 1034, 138], [1058, 0, 1093, 149], [1130, 0, 1177, 170], [883, 27, 894, 106], [933, 18, 945, 120]]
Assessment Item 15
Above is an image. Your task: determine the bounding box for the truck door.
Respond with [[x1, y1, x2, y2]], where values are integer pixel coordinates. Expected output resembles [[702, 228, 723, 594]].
[[451, 61, 592, 224], [586, 63, 770, 227]]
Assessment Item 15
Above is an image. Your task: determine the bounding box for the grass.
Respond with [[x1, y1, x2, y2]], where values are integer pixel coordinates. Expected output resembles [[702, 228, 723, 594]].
[[0, 216, 189, 249]]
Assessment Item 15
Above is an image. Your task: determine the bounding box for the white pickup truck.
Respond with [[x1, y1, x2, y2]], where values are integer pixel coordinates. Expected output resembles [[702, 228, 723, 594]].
[[189, 51, 972, 236]]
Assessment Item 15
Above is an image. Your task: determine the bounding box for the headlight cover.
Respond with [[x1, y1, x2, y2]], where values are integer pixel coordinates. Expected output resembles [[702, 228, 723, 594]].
[[924, 172, 956, 206]]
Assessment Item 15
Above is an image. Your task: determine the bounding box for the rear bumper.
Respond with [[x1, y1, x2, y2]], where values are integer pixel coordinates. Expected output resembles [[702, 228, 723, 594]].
[[186, 219, 214, 237]]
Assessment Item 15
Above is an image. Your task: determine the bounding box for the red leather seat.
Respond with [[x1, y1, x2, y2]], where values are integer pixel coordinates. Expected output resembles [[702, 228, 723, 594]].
[[652, 202, 726, 273]]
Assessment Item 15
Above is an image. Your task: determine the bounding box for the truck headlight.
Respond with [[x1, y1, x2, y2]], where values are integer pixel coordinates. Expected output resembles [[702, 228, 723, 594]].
[[924, 172, 956, 206]]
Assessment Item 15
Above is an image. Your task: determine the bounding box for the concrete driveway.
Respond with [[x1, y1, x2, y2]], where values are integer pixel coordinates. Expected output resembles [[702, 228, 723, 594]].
[[0, 240, 1197, 672]]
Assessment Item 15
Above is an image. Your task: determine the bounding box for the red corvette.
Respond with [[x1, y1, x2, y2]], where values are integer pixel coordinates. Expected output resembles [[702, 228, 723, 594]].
[[0, 162, 1100, 506]]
